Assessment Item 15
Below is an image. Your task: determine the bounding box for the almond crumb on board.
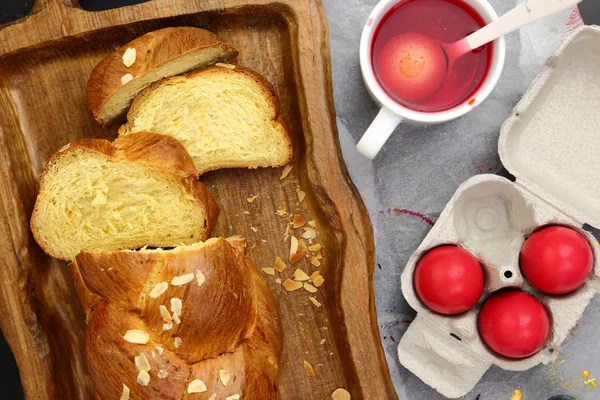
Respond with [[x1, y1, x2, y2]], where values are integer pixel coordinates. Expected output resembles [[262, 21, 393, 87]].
[[283, 279, 303, 291], [136, 370, 150, 386], [241, 210, 250, 215], [309, 296, 322, 308], [308, 243, 321, 252], [135, 353, 151, 372], [171, 273, 194, 286], [302, 229, 317, 240], [309, 256, 321, 267], [276, 208, 289, 217], [187, 379, 208, 393], [149, 282, 169, 299], [275, 278, 282, 284], [280, 164, 293, 180], [122, 47, 137, 67], [303, 360, 316, 377], [250, 244, 256, 249], [303, 282, 318, 293], [293, 213, 307, 228], [261, 239, 267, 243], [273, 256, 287, 272], [331, 388, 351, 400], [319, 338, 326, 345], [284, 224, 291, 242], [310, 271, 325, 287], [262, 267, 275, 276], [219, 369, 231, 386], [120, 384, 130, 400], [174, 337, 182, 348], [120, 73, 133, 85], [158, 369, 168, 379], [251, 226, 258, 233], [246, 194, 258, 203], [293, 269, 310, 281], [195, 270, 206, 287], [296, 188, 306, 202], [308, 220, 317, 228], [123, 330, 149, 344]]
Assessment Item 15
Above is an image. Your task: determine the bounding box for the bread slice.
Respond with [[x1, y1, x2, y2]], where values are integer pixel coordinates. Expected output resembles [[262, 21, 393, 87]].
[[87, 27, 238, 126], [119, 65, 293, 176], [30, 132, 219, 261]]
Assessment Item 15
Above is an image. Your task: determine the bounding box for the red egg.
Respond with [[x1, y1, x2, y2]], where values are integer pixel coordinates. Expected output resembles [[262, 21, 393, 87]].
[[478, 290, 550, 359], [520, 226, 593, 295], [374, 33, 447, 105], [414, 245, 484, 315]]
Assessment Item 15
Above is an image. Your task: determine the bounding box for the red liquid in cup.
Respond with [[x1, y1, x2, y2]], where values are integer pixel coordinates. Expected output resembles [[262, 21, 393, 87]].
[[372, 0, 493, 112]]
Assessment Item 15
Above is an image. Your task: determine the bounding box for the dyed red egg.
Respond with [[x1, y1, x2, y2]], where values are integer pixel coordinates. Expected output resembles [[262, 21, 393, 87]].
[[414, 245, 484, 315], [374, 33, 447, 105], [520, 226, 593, 295], [478, 290, 550, 359]]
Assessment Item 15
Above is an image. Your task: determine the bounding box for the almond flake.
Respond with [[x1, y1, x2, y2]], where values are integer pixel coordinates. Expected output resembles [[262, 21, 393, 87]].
[[251, 226, 258, 233], [293, 269, 310, 281], [331, 388, 351, 400], [284, 224, 291, 242], [195, 270, 206, 287], [159, 305, 172, 322], [162, 322, 173, 331], [304, 360, 316, 377], [303, 282, 318, 293], [209, 394, 217, 400], [320, 338, 326, 345], [241, 211, 250, 215], [170, 298, 183, 316], [302, 229, 317, 240], [246, 195, 258, 203], [316, 253, 323, 260], [135, 353, 151, 372], [250, 244, 256, 249], [174, 337, 182, 348], [296, 188, 306, 202], [283, 279, 303, 292], [308, 220, 317, 228], [262, 267, 275, 276], [152, 346, 164, 359], [273, 256, 287, 272], [310, 272, 324, 287], [120, 384, 130, 400], [121, 73, 133, 85], [280, 164, 293, 180], [293, 214, 307, 228], [137, 370, 150, 386], [275, 278, 282, 284], [158, 369, 168, 379], [123, 330, 149, 344], [122, 47, 137, 67], [226, 395, 241, 400], [290, 236, 299, 255], [309, 256, 321, 267], [290, 238, 308, 264], [219, 369, 231, 386], [187, 379, 208, 393], [173, 313, 181, 324], [309, 297, 322, 308], [308, 243, 321, 252], [171, 273, 194, 286], [149, 282, 169, 299]]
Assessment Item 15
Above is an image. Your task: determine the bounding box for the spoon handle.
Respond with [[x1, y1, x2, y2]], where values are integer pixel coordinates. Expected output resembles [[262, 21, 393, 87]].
[[466, 0, 583, 51]]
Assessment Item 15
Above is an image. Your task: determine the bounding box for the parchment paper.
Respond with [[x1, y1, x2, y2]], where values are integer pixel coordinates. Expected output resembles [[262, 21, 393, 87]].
[[321, 1, 599, 398]]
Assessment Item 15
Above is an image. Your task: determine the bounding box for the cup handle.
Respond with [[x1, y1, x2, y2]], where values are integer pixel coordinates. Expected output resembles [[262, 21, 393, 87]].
[[356, 107, 403, 159]]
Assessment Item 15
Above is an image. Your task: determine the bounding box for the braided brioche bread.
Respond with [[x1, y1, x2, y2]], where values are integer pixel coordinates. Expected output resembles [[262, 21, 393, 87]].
[[30, 132, 219, 260], [71, 236, 282, 400]]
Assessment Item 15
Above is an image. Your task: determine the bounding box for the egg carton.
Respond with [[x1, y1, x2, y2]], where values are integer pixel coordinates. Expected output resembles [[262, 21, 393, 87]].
[[398, 26, 600, 399]]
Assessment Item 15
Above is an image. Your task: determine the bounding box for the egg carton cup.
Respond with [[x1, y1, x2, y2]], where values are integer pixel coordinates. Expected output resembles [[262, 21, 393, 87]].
[[398, 26, 600, 399]]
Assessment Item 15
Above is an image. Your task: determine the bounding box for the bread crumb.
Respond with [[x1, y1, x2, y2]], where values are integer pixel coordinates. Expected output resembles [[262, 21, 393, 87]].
[[283, 279, 303, 291], [273, 256, 287, 272], [187, 379, 207, 393], [215, 62, 236, 69], [293, 214, 307, 228], [303, 282, 318, 293], [262, 267, 275, 276], [310, 271, 324, 287], [246, 194, 258, 203], [280, 164, 293, 180], [121, 73, 133, 85], [293, 269, 310, 281], [122, 47, 137, 67], [331, 388, 351, 400], [303, 360, 316, 377], [319, 338, 326, 345], [309, 296, 322, 308]]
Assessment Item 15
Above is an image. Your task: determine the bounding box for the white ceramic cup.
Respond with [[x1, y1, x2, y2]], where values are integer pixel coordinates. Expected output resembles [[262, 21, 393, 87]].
[[356, 0, 506, 159]]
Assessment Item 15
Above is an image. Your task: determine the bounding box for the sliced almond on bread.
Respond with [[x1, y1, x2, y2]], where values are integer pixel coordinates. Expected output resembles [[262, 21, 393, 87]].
[[30, 132, 219, 260], [119, 65, 293, 176], [87, 27, 238, 126]]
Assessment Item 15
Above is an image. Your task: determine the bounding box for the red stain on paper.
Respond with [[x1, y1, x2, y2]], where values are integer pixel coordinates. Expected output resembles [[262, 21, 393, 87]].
[[566, 7, 584, 31], [366, 17, 373, 27], [372, 208, 435, 226]]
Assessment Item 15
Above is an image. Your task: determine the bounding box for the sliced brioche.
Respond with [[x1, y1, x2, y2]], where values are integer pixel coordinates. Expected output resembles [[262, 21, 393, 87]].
[[87, 27, 238, 125], [31, 132, 219, 261], [119, 65, 293, 175]]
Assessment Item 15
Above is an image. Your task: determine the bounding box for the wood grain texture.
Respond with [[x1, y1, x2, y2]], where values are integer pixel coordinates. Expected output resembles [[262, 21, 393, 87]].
[[0, 0, 397, 399]]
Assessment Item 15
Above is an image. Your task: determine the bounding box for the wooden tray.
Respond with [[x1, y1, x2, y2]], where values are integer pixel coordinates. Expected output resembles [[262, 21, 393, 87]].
[[0, 0, 396, 398]]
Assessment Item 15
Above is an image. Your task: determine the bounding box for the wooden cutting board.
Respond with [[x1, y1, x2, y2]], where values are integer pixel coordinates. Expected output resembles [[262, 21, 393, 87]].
[[0, 0, 397, 399]]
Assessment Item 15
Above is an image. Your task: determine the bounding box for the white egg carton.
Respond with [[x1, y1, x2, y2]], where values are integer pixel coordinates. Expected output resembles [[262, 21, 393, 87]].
[[398, 26, 600, 399]]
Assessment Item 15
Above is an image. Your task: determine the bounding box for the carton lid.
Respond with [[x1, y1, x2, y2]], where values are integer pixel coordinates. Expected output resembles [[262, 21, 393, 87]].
[[499, 26, 600, 229]]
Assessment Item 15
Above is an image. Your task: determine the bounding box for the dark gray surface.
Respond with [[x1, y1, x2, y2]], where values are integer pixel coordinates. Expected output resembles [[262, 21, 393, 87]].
[[0, 1, 598, 399]]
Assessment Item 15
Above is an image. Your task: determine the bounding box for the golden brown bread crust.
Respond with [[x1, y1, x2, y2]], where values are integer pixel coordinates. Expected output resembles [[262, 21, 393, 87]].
[[87, 27, 238, 126], [71, 237, 282, 399], [30, 132, 219, 260], [118, 65, 294, 176]]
